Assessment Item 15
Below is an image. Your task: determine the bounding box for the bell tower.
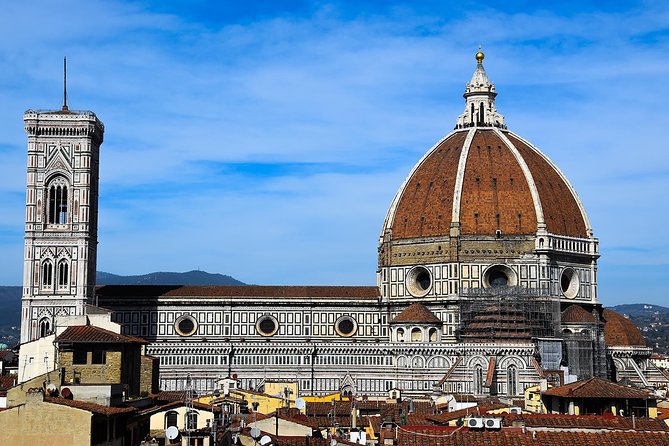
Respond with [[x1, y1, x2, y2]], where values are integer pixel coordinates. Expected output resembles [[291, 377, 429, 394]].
[[20, 67, 104, 342]]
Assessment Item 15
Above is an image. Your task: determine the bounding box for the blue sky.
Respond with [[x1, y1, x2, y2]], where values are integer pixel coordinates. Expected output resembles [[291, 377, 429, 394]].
[[1, 1, 668, 306]]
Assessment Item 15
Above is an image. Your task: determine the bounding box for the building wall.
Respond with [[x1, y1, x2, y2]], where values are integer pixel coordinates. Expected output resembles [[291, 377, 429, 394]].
[[149, 405, 213, 431], [17, 335, 56, 383], [0, 392, 92, 446], [140, 355, 159, 396], [60, 350, 122, 385]]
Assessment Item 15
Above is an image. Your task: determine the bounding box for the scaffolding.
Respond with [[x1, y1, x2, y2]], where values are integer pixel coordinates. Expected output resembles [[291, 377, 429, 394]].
[[458, 286, 560, 343]]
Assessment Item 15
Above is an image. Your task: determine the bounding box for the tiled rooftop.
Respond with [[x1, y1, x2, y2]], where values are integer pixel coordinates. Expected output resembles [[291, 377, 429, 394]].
[[603, 309, 646, 347], [96, 285, 380, 300], [502, 413, 669, 431], [393, 429, 669, 446], [45, 397, 136, 415], [542, 376, 655, 400], [390, 303, 442, 324], [55, 325, 147, 344], [562, 305, 597, 324]]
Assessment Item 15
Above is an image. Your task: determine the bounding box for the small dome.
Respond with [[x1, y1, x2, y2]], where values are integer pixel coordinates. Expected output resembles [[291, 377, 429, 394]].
[[390, 303, 441, 325], [562, 305, 597, 324], [603, 309, 646, 347]]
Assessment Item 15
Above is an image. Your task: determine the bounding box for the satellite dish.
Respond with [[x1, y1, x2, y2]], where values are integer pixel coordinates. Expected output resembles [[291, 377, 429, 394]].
[[259, 435, 272, 445], [250, 427, 261, 439], [165, 426, 179, 440], [46, 383, 58, 396], [295, 398, 306, 410], [61, 387, 73, 399]]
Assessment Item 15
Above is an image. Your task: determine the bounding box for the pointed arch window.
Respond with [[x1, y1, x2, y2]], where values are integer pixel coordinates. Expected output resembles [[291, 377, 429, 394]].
[[507, 364, 518, 396], [47, 176, 69, 225], [39, 318, 51, 338], [57, 260, 69, 288], [474, 364, 484, 395], [42, 260, 53, 288]]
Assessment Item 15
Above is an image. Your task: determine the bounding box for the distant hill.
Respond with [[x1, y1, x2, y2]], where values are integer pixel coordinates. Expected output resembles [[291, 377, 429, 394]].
[[0, 271, 246, 346], [97, 270, 245, 286], [610, 303, 669, 355]]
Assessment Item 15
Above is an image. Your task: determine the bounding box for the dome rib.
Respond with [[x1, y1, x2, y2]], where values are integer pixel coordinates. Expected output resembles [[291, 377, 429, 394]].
[[450, 128, 476, 228], [457, 129, 537, 235], [506, 133, 590, 238], [383, 131, 468, 240], [495, 129, 545, 231]]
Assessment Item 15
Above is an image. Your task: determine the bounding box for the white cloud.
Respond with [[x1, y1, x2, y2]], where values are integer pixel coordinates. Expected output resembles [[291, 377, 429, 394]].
[[0, 1, 668, 305]]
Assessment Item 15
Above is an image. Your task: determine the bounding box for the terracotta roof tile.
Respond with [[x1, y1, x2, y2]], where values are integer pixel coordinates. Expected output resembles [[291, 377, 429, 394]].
[[502, 413, 669, 431], [152, 390, 196, 402], [603, 309, 646, 347], [460, 130, 537, 235], [426, 404, 508, 424], [562, 305, 597, 324], [391, 303, 441, 324], [55, 325, 148, 344], [0, 375, 17, 390], [392, 131, 466, 239], [96, 285, 380, 300], [508, 133, 587, 237], [393, 429, 669, 446], [45, 397, 136, 415], [542, 377, 655, 399]]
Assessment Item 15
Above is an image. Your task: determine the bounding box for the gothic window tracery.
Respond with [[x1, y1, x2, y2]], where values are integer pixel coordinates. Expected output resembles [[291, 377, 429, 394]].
[[39, 317, 51, 338], [47, 176, 69, 225], [507, 364, 518, 396], [42, 260, 53, 288], [474, 364, 483, 394], [57, 259, 69, 288]]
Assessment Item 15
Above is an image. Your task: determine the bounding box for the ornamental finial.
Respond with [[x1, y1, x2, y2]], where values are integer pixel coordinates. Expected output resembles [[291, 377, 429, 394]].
[[475, 46, 484, 64]]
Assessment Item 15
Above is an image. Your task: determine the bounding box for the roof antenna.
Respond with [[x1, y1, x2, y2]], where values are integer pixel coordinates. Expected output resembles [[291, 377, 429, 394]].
[[62, 56, 68, 111]]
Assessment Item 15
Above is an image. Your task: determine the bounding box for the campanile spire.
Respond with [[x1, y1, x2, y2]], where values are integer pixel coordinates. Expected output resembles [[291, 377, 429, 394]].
[[455, 49, 506, 129]]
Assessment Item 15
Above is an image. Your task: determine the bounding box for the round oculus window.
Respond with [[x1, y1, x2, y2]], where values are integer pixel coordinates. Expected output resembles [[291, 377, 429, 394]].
[[335, 316, 357, 337], [560, 267, 580, 299], [256, 315, 279, 337], [175, 314, 198, 337], [483, 264, 517, 289], [406, 266, 432, 297]]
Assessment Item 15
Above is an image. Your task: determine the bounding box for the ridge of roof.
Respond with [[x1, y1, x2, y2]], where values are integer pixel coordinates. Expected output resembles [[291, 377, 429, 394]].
[[55, 325, 148, 344], [95, 284, 380, 299]]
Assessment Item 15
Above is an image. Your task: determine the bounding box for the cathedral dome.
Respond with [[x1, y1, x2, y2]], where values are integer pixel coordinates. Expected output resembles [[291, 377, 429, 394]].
[[381, 52, 592, 243], [603, 309, 646, 347]]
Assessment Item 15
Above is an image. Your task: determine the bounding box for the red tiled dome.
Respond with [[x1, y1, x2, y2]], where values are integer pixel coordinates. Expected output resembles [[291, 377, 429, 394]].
[[603, 309, 646, 347], [390, 303, 441, 324], [562, 305, 597, 324], [385, 128, 590, 240]]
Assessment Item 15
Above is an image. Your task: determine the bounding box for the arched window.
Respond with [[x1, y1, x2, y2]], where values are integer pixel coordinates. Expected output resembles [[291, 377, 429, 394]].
[[165, 410, 178, 428], [396, 328, 405, 342], [429, 328, 438, 342], [507, 365, 518, 396], [473, 365, 483, 395], [185, 410, 198, 430], [411, 328, 422, 342], [39, 318, 51, 338], [47, 177, 69, 225], [58, 260, 69, 288], [42, 260, 53, 287]]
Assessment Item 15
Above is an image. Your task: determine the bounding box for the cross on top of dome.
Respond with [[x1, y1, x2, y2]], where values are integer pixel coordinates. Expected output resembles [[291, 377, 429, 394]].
[[455, 49, 506, 129]]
